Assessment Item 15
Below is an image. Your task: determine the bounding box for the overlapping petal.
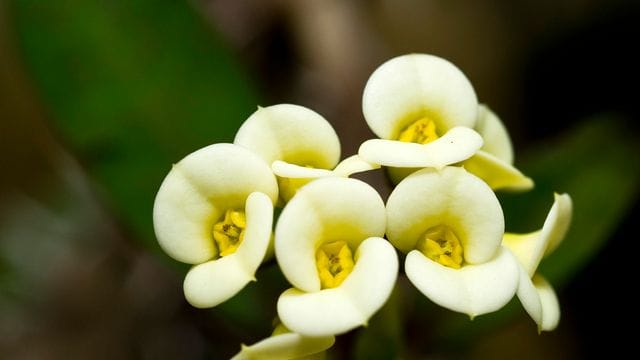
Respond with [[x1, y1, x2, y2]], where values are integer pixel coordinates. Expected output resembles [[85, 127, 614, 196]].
[[331, 155, 381, 177], [474, 105, 514, 164], [534, 275, 561, 331], [503, 193, 571, 330], [463, 151, 534, 191], [462, 105, 533, 191], [503, 193, 573, 276], [358, 127, 483, 169], [272, 155, 379, 179]]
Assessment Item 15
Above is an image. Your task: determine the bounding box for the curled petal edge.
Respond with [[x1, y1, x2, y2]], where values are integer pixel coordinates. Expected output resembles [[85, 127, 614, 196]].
[[358, 127, 483, 169]]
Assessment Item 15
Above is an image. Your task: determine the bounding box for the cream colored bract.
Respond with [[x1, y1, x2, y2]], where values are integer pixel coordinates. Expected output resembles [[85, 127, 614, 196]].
[[275, 177, 398, 336], [362, 54, 478, 139], [153, 143, 278, 308], [358, 54, 533, 191], [462, 105, 533, 191], [503, 193, 572, 331], [386, 166, 520, 317], [359, 54, 482, 170]]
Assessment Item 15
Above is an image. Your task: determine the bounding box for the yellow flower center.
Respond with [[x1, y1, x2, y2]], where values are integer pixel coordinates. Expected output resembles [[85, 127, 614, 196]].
[[212, 209, 246, 257], [416, 225, 464, 269], [398, 117, 440, 144], [316, 240, 355, 289]]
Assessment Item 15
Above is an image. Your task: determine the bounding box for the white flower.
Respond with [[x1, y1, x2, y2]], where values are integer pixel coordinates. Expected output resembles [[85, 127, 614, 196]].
[[231, 323, 334, 360], [386, 166, 520, 317], [503, 193, 572, 331], [275, 177, 398, 336], [358, 54, 483, 169], [462, 105, 533, 191], [235, 104, 378, 202], [153, 143, 278, 308], [357, 54, 532, 190]]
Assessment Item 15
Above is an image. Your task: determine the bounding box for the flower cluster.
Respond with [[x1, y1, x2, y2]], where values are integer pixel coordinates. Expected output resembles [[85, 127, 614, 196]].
[[153, 54, 572, 358]]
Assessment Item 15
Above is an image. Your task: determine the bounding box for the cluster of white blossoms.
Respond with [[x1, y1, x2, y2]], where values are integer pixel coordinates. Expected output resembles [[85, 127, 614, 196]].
[[153, 54, 572, 358]]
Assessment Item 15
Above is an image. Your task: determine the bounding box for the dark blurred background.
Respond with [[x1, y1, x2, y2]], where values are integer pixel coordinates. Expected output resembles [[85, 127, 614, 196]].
[[1, 0, 639, 359]]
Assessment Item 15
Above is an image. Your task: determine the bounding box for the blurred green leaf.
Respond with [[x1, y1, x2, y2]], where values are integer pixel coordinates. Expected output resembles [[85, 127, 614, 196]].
[[10, 0, 258, 250], [500, 116, 640, 287]]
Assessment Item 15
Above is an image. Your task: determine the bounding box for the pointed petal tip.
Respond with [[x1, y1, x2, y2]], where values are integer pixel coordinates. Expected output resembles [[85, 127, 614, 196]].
[[463, 150, 534, 192]]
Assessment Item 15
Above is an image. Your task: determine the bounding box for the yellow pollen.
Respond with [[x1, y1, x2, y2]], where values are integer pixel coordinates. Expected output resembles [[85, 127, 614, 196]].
[[315, 240, 355, 289], [398, 117, 439, 144], [416, 225, 464, 269], [212, 208, 246, 257]]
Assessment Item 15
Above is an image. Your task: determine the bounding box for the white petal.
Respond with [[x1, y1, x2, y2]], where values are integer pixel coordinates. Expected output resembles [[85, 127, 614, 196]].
[[515, 265, 543, 329], [358, 127, 483, 169], [153, 143, 278, 264], [183, 192, 274, 308], [462, 151, 533, 191], [272, 160, 335, 179], [503, 193, 573, 276], [234, 104, 341, 169], [475, 105, 514, 164], [515, 270, 561, 332], [405, 246, 519, 317], [275, 178, 386, 292], [362, 54, 477, 139], [386, 166, 504, 264], [231, 332, 334, 360], [501, 232, 539, 278], [534, 274, 561, 331], [544, 193, 573, 255], [332, 155, 381, 177], [234, 192, 276, 270], [278, 237, 399, 336]]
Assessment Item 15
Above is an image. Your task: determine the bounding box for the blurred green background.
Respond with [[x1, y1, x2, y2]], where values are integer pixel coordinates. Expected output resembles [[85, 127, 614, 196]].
[[1, 0, 639, 359]]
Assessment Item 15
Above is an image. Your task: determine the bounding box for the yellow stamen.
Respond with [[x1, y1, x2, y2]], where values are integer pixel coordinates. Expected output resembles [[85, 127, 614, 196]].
[[416, 225, 463, 269], [315, 240, 355, 289], [398, 117, 439, 144], [212, 209, 246, 257]]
